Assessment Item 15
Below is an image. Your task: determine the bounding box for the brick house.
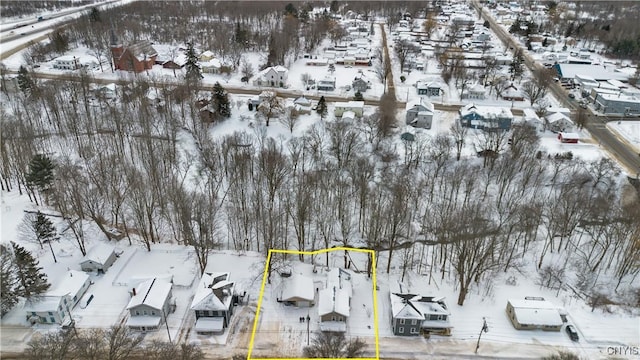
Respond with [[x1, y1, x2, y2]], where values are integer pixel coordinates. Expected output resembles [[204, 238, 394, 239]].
[[111, 40, 158, 73]]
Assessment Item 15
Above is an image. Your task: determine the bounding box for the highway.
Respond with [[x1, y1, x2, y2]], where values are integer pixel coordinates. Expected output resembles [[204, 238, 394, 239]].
[[471, 0, 640, 175]]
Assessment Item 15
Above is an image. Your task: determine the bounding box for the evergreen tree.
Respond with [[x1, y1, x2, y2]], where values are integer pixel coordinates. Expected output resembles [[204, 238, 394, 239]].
[[284, 3, 298, 18], [211, 82, 231, 120], [17, 65, 33, 95], [330, 0, 340, 13], [316, 96, 328, 120], [88, 7, 101, 22], [328, 63, 335, 74], [34, 213, 57, 243], [0, 245, 19, 317], [11, 242, 50, 298], [25, 154, 55, 195], [49, 29, 70, 54], [184, 42, 202, 83]]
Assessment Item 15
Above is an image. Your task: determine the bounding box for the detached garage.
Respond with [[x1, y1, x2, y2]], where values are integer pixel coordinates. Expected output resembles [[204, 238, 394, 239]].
[[80, 243, 117, 273]]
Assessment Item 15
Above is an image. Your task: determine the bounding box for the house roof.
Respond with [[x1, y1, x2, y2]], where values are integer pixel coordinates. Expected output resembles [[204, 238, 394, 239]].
[[318, 286, 350, 317], [194, 317, 224, 332], [390, 281, 450, 323], [327, 268, 352, 298], [24, 296, 66, 313], [336, 101, 364, 109], [342, 110, 356, 119], [406, 98, 434, 113], [460, 103, 513, 119], [559, 132, 579, 139], [294, 96, 311, 106], [126, 315, 161, 327], [190, 272, 234, 311], [280, 274, 314, 302], [554, 64, 629, 81], [507, 298, 563, 327], [546, 112, 573, 124], [522, 108, 540, 121], [125, 40, 158, 61], [126, 278, 172, 311], [48, 270, 89, 298], [81, 243, 115, 266], [200, 50, 215, 58]]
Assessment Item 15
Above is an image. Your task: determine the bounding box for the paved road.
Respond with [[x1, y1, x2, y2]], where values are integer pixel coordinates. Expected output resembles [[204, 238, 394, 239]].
[[471, 0, 640, 175]]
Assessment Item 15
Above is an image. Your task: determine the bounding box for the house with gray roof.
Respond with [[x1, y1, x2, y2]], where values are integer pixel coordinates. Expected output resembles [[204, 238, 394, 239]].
[[191, 272, 235, 334], [390, 281, 452, 336], [126, 277, 173, 332]]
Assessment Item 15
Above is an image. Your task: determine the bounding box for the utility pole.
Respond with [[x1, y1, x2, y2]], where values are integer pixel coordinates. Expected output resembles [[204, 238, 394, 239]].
[[475, 317, 488, 354], [306, 312, 311, 345], [163, 307, 172, 344]]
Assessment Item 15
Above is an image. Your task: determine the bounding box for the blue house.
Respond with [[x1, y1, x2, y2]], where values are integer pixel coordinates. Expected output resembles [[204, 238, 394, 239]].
[[458, 103, 513, 131]]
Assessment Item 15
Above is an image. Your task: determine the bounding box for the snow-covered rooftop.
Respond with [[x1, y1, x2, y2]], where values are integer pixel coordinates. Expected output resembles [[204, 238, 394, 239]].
[[48, 270, 89, 298], [81, 242, 115, 265], [318, 286, 350, 317], [508, 298, 563, 327], [280, 274, 314, 302], [191, 272, 234, 311], [24, 295, 66, 313], [126, 277, 172, 311], [460, 103, 513, 119]]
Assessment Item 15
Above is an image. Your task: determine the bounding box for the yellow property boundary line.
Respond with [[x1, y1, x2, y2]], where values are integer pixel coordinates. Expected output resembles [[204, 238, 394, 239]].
[[247, 247, 380, 360]]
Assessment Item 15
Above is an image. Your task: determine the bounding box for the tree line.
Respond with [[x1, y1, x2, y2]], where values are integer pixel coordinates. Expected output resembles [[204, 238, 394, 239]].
[[1, 69, 638, 308]]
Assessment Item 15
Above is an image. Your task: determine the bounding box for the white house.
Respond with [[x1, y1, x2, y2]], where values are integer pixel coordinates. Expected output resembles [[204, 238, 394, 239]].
[[546, 112, 574, 133], [25, 295, 72, 325], [253, 65, 289, 88], [279, 274, 314, 307], [53, 55, 98, 71], [334, 101, 364, 117], [318, 268, 352, 332], [191, 272, 235, 334], [462, 84, 486, 100], [49, 270, 91, 308], [126, 278, 173, 331], [24, 270, 91, 325], [80, 243, 117, 273], [506, 298, 563, 331]]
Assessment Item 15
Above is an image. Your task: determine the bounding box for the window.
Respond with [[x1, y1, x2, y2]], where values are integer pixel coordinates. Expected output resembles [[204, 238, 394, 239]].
[[411, 319, 417, 325], [48, 312, 53, 316], [410, 328, 418, 334], [135, 310, 140, 316], [399, 319, 405, 325], [399, 327, 404, 334], [143, 310, 147, 316], [50, 317, 55, 323], [151, 311, 156, 316]]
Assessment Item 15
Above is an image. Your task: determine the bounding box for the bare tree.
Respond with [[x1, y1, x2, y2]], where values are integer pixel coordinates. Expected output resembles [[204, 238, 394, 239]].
[[521, 69, 554, 106], [257, 93, 284, 126], [450, 121, 468, 161], [394, 39, 418, 73], [282, 107, 300, 133]]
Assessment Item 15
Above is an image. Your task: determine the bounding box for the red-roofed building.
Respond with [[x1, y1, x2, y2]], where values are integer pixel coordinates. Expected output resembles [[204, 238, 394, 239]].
[[111, 40, 157, 73]]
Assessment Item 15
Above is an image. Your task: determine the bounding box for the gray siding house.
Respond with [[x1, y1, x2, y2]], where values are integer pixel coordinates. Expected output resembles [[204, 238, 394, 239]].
[[390, 281, 452, 336], [405, 99, 434, 129], [126, 278, 173, 331], [352, 78, 369, 93], [191, 272, 236, 334]]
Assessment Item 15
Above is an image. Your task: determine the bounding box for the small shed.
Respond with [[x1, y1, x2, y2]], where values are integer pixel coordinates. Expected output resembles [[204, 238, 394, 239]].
[[80, 243, 117, 273], [558, 132, 579, 144]]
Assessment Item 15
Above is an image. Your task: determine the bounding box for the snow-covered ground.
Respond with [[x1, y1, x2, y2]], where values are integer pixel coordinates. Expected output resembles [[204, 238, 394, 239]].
[[608, 121, 640, 153], [251, 251, 376, 358]]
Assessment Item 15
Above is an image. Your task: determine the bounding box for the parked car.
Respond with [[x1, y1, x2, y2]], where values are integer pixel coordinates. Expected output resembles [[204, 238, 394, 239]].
[[568, 93, 575, 99], [566, 325, 579, 341]]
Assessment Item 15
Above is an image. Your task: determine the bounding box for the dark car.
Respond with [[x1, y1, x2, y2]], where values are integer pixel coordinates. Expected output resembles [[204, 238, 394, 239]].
[[568, 93, 575, 99], [566, 325, 579, 341]]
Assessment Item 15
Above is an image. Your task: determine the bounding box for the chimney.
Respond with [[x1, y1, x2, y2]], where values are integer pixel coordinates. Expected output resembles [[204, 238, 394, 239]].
[[132, 288, 137, 296]]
